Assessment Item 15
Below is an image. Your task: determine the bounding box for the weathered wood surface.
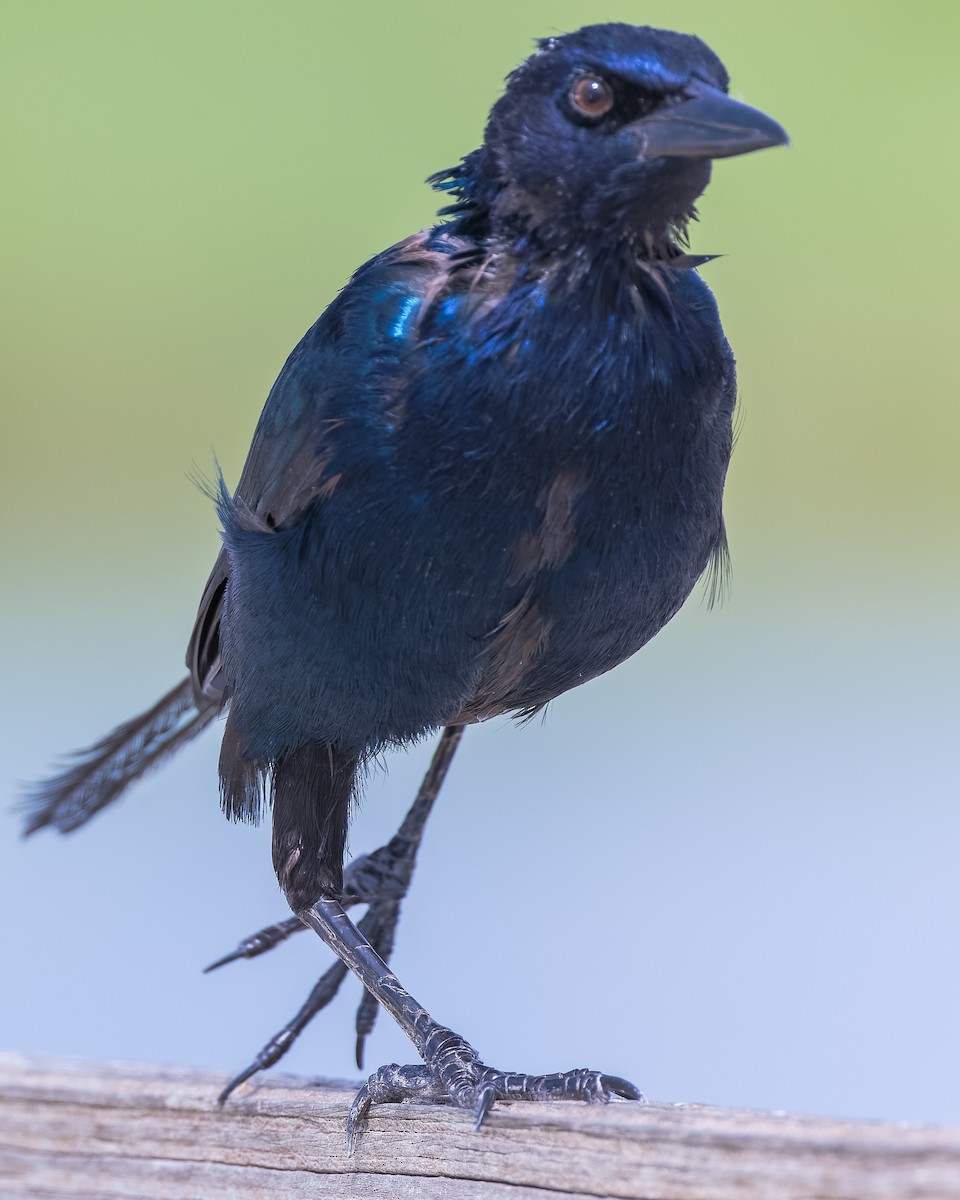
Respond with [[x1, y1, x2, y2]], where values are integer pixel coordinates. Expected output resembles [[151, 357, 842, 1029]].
[[1, 1052, 959, 1199]]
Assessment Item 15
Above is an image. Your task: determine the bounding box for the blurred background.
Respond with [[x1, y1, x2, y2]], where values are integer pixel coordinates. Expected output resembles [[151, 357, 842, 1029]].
[[2, 1, 957, 1126]]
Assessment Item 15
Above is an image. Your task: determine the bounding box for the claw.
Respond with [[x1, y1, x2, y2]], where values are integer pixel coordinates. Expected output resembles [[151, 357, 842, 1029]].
[[203, 917, 304, 974], [203, 948, 247, 974], [347, 1084, 372, 1156], [473, 1083, 496, 1130], [217, 1063, 259, 1107], [606, 1075, 645, 1102], [217, 1028, 298, 1106]]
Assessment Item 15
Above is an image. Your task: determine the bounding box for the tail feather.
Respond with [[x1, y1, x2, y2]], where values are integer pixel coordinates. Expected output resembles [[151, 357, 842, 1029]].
[[21, 678, 218, 836]]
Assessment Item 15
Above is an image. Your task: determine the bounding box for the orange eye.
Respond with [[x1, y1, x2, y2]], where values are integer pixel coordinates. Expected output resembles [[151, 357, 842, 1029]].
[[569, 74, 614, 119]]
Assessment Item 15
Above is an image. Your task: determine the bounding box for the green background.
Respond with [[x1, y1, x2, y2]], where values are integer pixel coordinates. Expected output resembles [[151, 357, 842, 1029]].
[[2, 2, 957, 1123]]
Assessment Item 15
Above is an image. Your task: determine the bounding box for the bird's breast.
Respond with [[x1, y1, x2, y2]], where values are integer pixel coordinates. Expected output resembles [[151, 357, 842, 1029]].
[[219, 262, 735, 753], [390, 266, 736, 717]]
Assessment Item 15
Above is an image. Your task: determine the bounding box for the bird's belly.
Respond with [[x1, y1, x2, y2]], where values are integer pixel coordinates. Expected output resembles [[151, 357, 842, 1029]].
[[461, 498, 719, 720], [226, 444, 724, 758], [222, 402, 728, 755]]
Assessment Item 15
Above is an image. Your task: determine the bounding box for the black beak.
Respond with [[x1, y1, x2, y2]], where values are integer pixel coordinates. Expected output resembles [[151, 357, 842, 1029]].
[[638, 81, 789, 160]]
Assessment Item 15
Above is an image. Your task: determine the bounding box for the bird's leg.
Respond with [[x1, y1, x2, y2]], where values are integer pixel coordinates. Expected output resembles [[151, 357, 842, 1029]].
[[299, 897, 642, 1154], [214, 725, 463, 1104]]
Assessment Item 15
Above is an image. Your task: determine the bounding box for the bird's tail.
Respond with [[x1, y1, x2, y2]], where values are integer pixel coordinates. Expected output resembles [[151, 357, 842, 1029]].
[[21, 678, 218, 836]]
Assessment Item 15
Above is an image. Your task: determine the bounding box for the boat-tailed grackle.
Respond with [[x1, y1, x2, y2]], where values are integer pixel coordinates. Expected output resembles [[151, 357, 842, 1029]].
[[25, 23, 787, 1147]]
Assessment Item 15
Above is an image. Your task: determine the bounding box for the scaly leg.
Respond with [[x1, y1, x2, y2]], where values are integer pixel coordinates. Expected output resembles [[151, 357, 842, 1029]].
[[213, 725, 464, 1103]]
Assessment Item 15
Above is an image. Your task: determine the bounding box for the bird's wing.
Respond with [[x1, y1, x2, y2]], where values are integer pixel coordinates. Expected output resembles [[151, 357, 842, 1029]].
[[185, 229, 465, 700], [235, 230, 464, 528], [187, 548, 229, 700]]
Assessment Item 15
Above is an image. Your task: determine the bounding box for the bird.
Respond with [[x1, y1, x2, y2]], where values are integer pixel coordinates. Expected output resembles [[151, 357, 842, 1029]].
[[24, 22, 787, 1147]]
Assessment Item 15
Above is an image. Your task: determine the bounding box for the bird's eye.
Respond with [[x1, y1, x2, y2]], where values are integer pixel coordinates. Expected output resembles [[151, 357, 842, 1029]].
[[568, 74, 615, 120]]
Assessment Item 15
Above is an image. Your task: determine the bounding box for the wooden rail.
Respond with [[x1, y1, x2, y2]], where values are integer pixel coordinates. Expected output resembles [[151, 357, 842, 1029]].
[[2, 1052, 959, 1198]]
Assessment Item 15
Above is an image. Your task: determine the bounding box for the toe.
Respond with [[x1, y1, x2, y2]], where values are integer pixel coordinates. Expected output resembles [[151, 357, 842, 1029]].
[[602, 1074, 644, 1102], [346, 1084, 373, 1156]]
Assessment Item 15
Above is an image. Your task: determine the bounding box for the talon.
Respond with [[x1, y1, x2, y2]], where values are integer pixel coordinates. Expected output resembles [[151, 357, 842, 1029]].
[[474, 1084, 496, 1130], [203, 917, 304, 973], [204, 948, 245, 974], [347, 1084, 372, 1156], [217, 1065, 257, 1107], [605, 1074, 644, 1102]]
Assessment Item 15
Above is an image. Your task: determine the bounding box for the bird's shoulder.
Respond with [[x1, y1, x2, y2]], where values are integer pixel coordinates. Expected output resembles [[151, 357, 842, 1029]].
[[232, 227, 475, 526]]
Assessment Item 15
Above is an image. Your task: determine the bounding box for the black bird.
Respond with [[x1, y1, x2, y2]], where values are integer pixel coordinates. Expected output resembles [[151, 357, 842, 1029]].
[[25, 23, 787, 1145]]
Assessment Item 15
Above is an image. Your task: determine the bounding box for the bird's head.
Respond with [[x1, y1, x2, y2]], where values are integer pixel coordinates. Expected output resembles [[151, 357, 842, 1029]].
[[434, 23, 787, 259]]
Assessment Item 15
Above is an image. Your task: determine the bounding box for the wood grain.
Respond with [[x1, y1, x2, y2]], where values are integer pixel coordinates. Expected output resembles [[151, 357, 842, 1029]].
[[1, 1052, 958, 1199]]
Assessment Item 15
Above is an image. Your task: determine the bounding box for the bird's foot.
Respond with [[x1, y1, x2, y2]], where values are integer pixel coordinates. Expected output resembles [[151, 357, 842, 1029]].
[[347, 1024, 642, 1153], [210, 840, 422, 1105], [213, 894, 404, 1105]]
